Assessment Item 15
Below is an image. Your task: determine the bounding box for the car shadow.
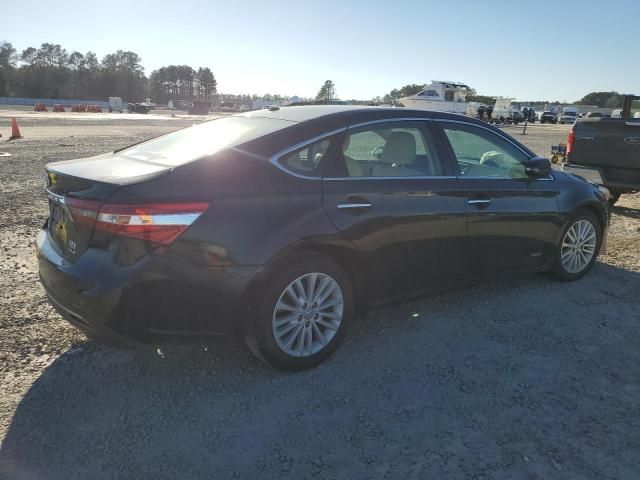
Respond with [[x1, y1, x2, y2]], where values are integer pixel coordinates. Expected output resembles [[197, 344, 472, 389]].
[[1, 262, 639, 479], [611, 204, 640, 219]]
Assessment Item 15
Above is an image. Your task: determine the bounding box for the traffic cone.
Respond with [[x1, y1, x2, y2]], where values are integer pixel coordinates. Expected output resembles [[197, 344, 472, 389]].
[[9, 117, 23, 140]]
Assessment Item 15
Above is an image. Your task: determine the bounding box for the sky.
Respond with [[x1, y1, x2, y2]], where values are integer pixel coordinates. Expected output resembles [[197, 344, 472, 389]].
[[3, 0, 639, 101]]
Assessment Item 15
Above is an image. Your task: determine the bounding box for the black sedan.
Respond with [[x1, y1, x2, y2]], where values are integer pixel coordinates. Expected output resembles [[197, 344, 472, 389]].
[[37, 106, 609, 370]]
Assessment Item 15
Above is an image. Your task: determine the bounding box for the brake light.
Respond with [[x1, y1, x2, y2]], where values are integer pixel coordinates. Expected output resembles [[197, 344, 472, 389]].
[[95, 202, 209, 245], [567, 128, 575, 154], [66, 198, 101, 226]]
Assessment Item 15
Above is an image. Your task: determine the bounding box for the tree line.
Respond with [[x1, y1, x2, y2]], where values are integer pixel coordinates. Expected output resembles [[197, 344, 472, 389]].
[[0, 41, 217, 103]]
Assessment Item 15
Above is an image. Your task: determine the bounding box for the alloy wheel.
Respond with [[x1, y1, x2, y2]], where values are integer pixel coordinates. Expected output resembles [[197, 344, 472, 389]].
[[561, 219, 597, 274], [272, 272, 343, 357]]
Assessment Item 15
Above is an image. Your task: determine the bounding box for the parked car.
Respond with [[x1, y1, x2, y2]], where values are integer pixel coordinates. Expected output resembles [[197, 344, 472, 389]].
[[37, 106, 609, 370], [564, 95, 640, 206], [539, 111, 558, 124], [585, 111, 603, 118], [510, 110, 524, 124], [560, 111, 578, 124]]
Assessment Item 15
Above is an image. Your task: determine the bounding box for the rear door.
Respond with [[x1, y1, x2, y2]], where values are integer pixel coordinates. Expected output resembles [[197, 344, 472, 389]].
[[435, 120, 560, 277], [322, 120, 468, 302]]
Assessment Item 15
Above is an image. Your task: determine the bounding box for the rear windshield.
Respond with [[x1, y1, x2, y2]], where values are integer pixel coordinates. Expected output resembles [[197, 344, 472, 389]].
[[118, 116, 292, 166]]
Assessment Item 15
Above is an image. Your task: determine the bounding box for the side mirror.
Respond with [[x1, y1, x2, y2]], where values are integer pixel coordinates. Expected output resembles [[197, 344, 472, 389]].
[[524, 157, 551, 178]]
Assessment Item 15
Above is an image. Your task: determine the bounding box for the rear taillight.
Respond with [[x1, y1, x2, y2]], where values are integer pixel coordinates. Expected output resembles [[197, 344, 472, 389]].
[[65, 199, 209, 245], [66, 198, 101, 226], [95, 202, 209, 245], [567, 128, 575, 154]]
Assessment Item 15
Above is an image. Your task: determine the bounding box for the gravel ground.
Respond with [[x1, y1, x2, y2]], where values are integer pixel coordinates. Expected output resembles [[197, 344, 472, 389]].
[[0, 117, 639, 479]]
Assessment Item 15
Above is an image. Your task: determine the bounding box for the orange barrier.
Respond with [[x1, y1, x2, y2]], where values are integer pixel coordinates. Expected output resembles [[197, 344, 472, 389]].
[[53, 104, 65, 112], [34, 103, 48, 112], [10, 117, 23, 139]]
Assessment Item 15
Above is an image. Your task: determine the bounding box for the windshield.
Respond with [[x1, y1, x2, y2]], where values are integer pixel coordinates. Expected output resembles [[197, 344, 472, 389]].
[[564, 112, 576, 116], [119, 116, 291, 166]]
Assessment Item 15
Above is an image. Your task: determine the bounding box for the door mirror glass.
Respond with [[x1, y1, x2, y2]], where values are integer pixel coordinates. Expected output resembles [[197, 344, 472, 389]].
[[524, 157, 551, 178]]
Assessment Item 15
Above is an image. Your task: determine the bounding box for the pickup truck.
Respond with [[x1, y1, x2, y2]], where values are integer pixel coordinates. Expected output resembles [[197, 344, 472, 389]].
[[563, 95, 640, 206]]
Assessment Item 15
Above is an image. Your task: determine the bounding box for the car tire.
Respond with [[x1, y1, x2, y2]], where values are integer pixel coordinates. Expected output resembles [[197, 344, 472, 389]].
[[607, 189, 622, 206], [245, 254, 354, 371], [550, 210, 602, 282]]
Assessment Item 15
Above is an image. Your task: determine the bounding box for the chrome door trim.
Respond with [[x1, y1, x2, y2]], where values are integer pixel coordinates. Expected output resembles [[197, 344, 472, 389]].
[[323, 175, 457, 181], [336, 202, 372, 209]]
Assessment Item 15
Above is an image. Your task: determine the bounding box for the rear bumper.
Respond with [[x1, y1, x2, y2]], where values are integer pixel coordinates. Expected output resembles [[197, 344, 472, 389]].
[[36, 228, 262, 346]]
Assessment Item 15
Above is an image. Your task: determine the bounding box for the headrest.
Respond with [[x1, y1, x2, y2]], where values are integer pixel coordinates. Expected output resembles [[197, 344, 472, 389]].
[[380, 132, 416, 165]]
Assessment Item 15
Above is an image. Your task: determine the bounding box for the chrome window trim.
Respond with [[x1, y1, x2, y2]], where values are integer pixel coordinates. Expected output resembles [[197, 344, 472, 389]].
[[347, 117, 432, 129], [324, 175, 457, 181], [436, 118, 555, 182], [269, 117, 553, 182], [270, 127, 348, 180]]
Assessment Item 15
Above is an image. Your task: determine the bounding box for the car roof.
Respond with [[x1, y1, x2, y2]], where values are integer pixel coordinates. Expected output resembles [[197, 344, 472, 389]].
[[237, 105, 436, 123]]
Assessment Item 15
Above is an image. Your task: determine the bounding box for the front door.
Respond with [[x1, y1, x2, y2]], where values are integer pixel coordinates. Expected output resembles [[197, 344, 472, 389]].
[[435, 120, 560, 278], [322, 120, 468, 302]]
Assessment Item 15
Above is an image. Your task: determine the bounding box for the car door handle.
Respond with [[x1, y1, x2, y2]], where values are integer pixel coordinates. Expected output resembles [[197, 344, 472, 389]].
[[467, 199, 491, 205], [336, 202, 372, 209]]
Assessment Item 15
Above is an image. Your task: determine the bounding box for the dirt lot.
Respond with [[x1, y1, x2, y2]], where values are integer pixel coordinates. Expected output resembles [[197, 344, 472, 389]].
[[0, 115, 639, 479]]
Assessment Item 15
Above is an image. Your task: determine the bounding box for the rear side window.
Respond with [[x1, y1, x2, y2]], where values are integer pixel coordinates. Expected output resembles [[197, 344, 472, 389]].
[[119, 116, 291, 167], [279, 139, 332, 175]]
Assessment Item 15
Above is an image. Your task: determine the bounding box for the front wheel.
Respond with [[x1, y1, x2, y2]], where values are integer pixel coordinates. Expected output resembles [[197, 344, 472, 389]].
[[550, 211, 602, 281], [245, 255, 354, 371]]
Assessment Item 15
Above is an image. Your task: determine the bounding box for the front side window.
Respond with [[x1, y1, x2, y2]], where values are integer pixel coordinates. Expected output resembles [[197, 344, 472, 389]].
[[334, 123, 444, 178], [440, 123, 529, 179]]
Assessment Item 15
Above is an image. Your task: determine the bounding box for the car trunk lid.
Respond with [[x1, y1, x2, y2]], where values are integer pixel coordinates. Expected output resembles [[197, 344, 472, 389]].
[[45, 152, 173, 261]]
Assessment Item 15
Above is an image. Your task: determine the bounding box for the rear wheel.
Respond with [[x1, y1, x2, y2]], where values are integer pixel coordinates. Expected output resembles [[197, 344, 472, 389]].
[[550, 211, 601, 281], [245, 255, 353, 371]]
